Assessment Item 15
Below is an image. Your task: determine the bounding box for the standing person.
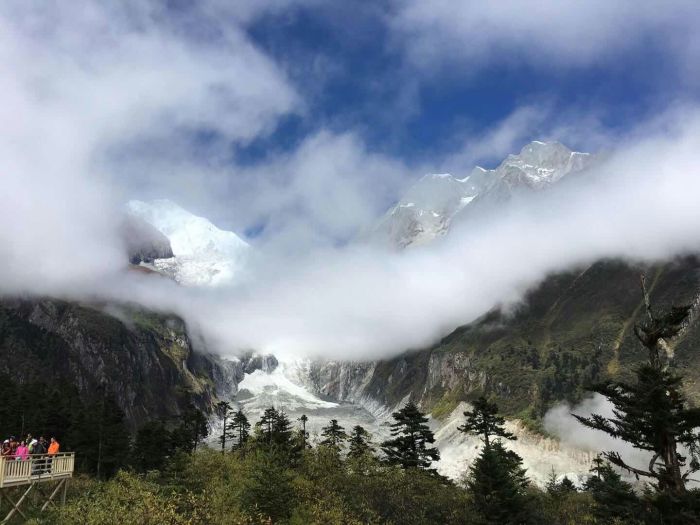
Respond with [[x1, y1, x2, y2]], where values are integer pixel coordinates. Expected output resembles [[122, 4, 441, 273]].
[[27, 436, 37, 456], [15, 441, 28, 461], [47, 437, 60, 473], [32, 437, 47, 474], [48, 437, 60, 455], [1, 440, 10, 456]]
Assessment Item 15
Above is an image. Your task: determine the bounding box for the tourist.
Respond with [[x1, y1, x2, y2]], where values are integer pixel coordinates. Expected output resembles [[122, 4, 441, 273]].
[[48, 437, 60, 455], [15, 441, 29, 461], [1, 440, 10, 456], [28, 437, 38, 455]]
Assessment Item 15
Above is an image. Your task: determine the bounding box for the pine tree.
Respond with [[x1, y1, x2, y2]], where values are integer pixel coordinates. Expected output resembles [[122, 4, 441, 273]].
[[255, 407, 294, 450], [546, 468, 577, 500], [458, 396, 515, 446], [214, 401, 233, 454], [584, 456, 639, 523], [171, 404, 209, 454], [466, 441, 531, 525], [320, 419, 348, 454], [76, 389, 131, 479], [298, 414, 309, 450], [347, 425, 373, 459], [381, 401, 440, 470], [460, 397, 532, 523], [228, 409, 251, 451], [574, 276, 700, 496], [133, 420, 171, 472]]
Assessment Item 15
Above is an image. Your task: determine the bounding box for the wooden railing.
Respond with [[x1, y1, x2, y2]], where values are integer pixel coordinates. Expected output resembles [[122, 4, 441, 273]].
[[0, 453, 74, 488]]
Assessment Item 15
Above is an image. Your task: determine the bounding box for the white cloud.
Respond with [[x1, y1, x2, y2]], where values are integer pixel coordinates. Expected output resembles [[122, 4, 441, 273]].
[[544, 395, 651, 474], [3, 1, 700, 366], [0, 0, 299, 292], [390, 1, 700, 76]]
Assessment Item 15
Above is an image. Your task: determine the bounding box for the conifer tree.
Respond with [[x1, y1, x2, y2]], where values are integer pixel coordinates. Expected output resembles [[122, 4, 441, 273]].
[[320, 419, 348, 453], [214, 400, 233, 454], [460, 397, 532, 523], [256, 407, 293, 450], [459, 396, 515, 446], [348, 425, 373, 459], [298, 414, 309, 450], [81, 391, 131, 479], [381, 401, 440, 470], [228, 409, 251, 451], [171, 403, 209, 454], [466, 441, 531, 525], [133, 420, 171, 472], [574, 276, 700, 496], [546, 468, 577, 500], [584, 456, 639, 523]]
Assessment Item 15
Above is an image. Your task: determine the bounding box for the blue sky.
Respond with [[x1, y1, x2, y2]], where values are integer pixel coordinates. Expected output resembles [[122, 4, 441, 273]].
[[235, 1, 697, 169]]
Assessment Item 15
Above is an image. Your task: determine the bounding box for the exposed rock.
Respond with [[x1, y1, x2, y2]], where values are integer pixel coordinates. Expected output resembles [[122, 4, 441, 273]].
[[120, 215, 174, 264], [0, 297, 229, 430]]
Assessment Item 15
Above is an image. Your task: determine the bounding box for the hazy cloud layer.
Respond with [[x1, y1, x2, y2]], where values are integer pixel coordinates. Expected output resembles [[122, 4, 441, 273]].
[[390, 1, 700, 77], [0, 0, 299, 292], [2, 2, 700, 361], [544, 395, 651, 474]]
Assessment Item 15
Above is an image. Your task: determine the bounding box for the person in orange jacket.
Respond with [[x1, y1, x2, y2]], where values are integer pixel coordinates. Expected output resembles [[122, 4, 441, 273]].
[[48, 437, 60, 455]]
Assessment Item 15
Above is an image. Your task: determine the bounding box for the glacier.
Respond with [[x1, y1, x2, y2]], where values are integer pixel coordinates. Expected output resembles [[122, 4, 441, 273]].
[[126, 199, 250, 286]]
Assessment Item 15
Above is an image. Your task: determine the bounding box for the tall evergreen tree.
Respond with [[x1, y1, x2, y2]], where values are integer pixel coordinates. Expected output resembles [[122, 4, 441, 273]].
[[298, 414, 309, 450], [255, 407, 294, 450], [75, 389, 131, 479], [381, 402, 440, 470], [214, 401, 233, 454], [171, 403, 209, 454], [574, 276, 700, 496], [460, 396, 532, 524], [466, 441, 531, 525], [320, 419, 348, 454], [458, 396, 515, 446], [228, 409, 251, 451], [347, 425, 373, 459], [584, 456, 639, 523], [132, 420, 171, 472]]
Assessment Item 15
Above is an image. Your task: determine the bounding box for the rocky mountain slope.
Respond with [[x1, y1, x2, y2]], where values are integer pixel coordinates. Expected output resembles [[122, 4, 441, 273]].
[[0, 298, 240, 430], [305, 256, 700, 423]]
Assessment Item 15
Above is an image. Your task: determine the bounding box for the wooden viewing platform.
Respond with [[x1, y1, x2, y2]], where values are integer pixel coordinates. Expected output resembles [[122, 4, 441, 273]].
[[0, 453, 74, 523]]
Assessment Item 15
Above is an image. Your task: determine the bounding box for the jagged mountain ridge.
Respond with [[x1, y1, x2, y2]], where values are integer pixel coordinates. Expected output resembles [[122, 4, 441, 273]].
[[371, 141, 593, 248]]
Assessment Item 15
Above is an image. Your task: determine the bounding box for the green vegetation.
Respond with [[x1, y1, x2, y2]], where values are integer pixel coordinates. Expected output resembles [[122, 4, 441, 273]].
[[7, 268, 700, 523], [29, 395, 700, 524]]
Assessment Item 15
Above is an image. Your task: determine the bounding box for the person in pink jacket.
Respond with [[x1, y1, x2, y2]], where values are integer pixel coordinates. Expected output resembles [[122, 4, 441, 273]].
[[14, 441, 29, 460]]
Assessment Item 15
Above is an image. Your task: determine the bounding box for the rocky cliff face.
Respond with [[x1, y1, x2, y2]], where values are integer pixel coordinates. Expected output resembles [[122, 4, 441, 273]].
[[0, 298, 237, 430], [303, 256, 700, 423]]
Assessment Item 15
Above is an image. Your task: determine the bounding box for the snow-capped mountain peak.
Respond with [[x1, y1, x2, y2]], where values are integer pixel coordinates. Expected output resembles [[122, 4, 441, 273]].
[[370, 141, 593, 249], [126, 199, 249, 286], [497, 141, 589, 187]]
